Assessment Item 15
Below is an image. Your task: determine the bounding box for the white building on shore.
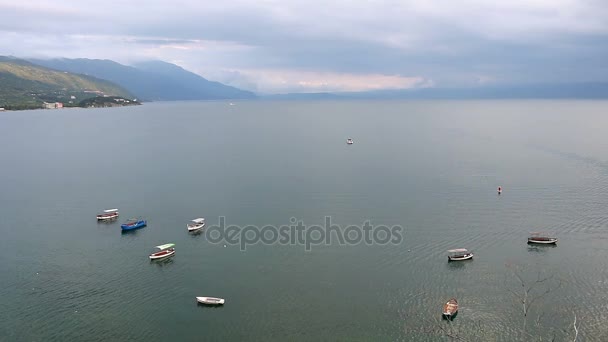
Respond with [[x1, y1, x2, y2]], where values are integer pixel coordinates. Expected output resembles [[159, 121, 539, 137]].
[[43, 102, 63, 109]]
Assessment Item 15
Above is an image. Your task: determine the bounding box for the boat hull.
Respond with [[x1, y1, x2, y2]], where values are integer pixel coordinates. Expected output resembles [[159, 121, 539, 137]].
[[149, 249, 175, 260], [442, 311, 458, 320], [448, 254, 473, 261], [187, 223, 205, 232], [121, 221, 147, 230], [528, 238, 557, 244], [196, 297, 225, 305], [97, 214, 119, 221]]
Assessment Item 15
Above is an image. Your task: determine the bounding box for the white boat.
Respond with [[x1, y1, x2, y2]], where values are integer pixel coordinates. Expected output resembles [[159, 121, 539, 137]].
[[149, 243, 175, 260], [97, 208, 119, 221], [346, 138, 353, 145], [187, 218, 205, 232], [447, 248, 474, 261], [196, 296, 225, 305], [528, 232, 557, 244]]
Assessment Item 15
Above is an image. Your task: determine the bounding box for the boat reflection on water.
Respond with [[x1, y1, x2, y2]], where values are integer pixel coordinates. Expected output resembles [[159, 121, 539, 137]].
[[197, 302, 225, 309], [527, 244, 557, 253], [189, 229, 204, 238], [151, 257, 174, 267], [121, 228, 141, 236], [446, 260, 468, 270], [97, 219, 117, 226]]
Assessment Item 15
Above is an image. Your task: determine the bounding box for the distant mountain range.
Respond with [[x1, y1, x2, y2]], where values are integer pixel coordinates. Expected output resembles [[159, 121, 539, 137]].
[[29, 58, 256, 101], [263, 83, 608, 100], [0, 56, 134, 109], [2, 55, 607, 110]]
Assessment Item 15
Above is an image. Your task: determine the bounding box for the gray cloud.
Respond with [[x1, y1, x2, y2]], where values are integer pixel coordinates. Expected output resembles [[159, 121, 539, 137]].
[[1, 0, 607, 92]]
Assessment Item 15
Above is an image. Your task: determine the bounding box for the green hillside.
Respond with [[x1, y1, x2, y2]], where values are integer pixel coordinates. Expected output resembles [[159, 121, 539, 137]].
[[0, 57, 136, 110]]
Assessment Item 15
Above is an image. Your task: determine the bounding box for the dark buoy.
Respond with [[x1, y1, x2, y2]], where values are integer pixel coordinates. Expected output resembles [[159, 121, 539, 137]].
[[498, 186, 502, 195]]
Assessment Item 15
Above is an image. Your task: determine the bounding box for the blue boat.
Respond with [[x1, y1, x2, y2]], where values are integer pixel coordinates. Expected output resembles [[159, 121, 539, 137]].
[[121, 218, 147, 231]]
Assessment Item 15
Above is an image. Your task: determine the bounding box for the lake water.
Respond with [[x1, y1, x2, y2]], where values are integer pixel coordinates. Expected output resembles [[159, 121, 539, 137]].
[[2, 100, 608, 341]]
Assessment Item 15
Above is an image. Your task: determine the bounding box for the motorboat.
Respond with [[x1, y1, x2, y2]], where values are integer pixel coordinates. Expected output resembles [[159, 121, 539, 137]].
[[121, 218, 147, 231], [443, 298, 458, 319], [187, 218, 205, 232], [149, 243, 175, 260], [528, 232, 557, 244], [447, 248, 473, 261], [97, 209, 119, 221], [196, 297, 225, 305], [346, 138, 353, 145]]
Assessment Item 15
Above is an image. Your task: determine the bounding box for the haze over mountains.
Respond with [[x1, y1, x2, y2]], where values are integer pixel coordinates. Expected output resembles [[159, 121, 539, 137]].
[[29, 58, 256, 101], [2, 56, 607, 105], [265, 83, 608, 100]]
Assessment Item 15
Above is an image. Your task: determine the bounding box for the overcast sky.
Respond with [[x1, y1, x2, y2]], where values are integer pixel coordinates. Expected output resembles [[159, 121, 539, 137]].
[[1, 0, 607, 93]]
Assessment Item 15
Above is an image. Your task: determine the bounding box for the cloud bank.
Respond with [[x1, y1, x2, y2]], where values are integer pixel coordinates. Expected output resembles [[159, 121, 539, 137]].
[[1, 0, 607, 93]]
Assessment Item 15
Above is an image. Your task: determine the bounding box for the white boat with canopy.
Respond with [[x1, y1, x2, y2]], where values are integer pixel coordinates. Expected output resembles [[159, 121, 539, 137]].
[[196, 296, 225, 305], [149, 243, 175, 260], [187, 218, 205, 232], [447, 248, 474, 261], [97, 208, 119, 221]]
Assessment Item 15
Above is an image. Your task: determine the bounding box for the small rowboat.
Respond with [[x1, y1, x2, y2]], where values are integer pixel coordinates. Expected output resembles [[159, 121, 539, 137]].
[[121, 218, 147, 231], [97, 209, 119, 221], [149, 243, 175, 260], [528, 232, 557, 245], [447, 248, 473, 261], [443, 298, 458, 319], [187, 218, 205, 232], [196, 297, 225, 305]]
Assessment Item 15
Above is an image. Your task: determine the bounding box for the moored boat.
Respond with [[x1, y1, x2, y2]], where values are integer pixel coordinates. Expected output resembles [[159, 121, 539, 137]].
[[121, 218, 147, 231], [442, 298, 458, 319], [149, 243, 175, 260], [97, 209, 119, 221], [196, 296, 225, 305], [187, 218, 205, 232], [447, 248, 473, 261], [528, 232, 557, 244]]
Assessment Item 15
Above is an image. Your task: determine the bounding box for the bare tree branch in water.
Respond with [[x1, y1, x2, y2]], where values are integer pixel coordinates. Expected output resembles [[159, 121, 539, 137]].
[[403, 311, 491, 342], [572, 314, 579, 342], [506, 268, 561, 317], [402, 263, 567, 341], [504, 262, 563, 340]]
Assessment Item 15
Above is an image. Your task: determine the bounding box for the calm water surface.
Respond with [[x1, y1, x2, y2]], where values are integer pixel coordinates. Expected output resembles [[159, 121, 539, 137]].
[[2, 100, 608, 341]]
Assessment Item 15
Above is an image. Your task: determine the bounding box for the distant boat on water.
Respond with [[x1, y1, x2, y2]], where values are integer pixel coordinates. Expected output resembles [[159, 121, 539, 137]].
[[197, 296, 225, 305], [149, 243, 175, 260], [447, 248, 473, 261], [97, 208, 119, 221], [121, 217, 147, 231], [346, 138, 353, 145], [528, 232, 557, 245], [442, 298, 458, 319], [187, 218, 205, 232]]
